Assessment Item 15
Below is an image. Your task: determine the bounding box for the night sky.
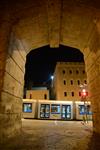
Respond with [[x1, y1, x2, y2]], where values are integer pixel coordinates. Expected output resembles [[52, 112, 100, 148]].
[[24, 45, 84, 89]]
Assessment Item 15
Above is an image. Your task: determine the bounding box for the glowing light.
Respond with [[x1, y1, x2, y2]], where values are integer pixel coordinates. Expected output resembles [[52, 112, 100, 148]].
[[82, 89, 86, 93], [51, 75, 54, 80]]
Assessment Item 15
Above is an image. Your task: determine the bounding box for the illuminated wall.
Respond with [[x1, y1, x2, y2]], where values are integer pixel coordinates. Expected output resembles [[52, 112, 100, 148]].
[[53, 62, 87, 101], [26, 89, 49, 100]]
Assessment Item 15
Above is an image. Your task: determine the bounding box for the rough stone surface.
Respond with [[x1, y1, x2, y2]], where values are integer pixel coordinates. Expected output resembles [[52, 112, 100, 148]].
[[1, 119, 100, 150], [0, 0, 100, 142], [0, 20, 26, 142]]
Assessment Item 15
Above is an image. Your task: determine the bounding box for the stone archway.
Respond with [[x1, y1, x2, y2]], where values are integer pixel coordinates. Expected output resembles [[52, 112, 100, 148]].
[[0, 0, 100, 142]]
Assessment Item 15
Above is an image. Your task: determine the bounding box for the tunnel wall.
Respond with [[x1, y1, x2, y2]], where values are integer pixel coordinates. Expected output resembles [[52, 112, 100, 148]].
[[84, 24, 100, 134], [0, 0, 100, 142], [0, 29, 26, 142]]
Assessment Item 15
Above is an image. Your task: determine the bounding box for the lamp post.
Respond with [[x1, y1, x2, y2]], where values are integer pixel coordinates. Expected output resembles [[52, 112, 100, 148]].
[[51, 75, 54, 88], [50, 75, 54, 100], [79, 83, 88, 123]]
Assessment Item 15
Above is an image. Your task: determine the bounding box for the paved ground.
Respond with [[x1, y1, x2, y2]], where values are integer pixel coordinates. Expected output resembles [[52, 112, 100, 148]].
[[0, 119, 100, 150]]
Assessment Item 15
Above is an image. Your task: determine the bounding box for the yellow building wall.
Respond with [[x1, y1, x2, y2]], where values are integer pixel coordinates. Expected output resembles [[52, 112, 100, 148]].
[[53, 62, 87, 101], [26, 89, 49, 100]]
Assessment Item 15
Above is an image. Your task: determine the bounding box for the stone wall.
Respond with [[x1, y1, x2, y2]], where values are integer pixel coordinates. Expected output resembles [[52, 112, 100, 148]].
[[84, 23, 100, 134], [0, 29, 27, 142], [0, 15, 12, 142], [0, 0, 100, 142]]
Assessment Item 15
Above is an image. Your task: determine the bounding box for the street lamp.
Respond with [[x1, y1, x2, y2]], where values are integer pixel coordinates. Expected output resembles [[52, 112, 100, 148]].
[[79, 83, 88, 98], [51, 75, 54, 87], [50, 75, 54, 100], [51, 75, 54, 80]]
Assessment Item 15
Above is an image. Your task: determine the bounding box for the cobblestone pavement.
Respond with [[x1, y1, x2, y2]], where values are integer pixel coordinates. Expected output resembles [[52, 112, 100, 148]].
[[0, 119, 100, 150]]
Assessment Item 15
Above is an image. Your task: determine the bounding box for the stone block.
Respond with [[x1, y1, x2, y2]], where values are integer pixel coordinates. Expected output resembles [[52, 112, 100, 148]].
[[3, 72, 23, 98], [0, 113, 22, 143], [8, 45, 26, 73], [1, 91, 22, 113], [5, 54, 25, 85], [9, 32, 27, 60]]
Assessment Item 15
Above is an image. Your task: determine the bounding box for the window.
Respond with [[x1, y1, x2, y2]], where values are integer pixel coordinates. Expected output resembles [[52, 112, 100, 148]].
[[64, 80, 66, 85], [87, 105, 92, 115], [51, 104, 60, 114], [76, 70, 79, 74], [30, 93, 32, 99], [69, 70, 72, 74], [44, 94, 47, 99], [79, 92, 81, 96], [84, 80, 87, 84], [70, 80, 73, 85], [23, 103, 32, 113], [77, 80, 80, 85], [40, 104, 50, 118], [62, 70, 65, 74], [79, 105, 85, 115], [64, 92, 67, 97], [79, 105, 92, 115], [83, 70, 85, 74], [72, 92, 74, 97]]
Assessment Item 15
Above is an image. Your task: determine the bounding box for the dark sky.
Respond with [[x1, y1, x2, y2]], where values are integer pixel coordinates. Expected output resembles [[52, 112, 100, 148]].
[[25, 45, 84, 88]]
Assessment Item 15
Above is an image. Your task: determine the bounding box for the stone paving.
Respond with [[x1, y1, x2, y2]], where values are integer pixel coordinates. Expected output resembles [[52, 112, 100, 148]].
[[0, 119, 100, 150]]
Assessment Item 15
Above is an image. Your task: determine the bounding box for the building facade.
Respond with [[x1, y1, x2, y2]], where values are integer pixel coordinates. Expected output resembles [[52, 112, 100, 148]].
[[26, 87, 49, 100], [53, 62, 87, 101]]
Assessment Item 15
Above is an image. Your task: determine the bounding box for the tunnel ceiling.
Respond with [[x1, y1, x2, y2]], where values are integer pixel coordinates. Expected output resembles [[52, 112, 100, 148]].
[[1, 0, 100, 53]]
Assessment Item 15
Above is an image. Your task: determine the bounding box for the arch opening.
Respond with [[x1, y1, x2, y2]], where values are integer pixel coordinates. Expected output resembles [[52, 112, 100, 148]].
[[0, 0, 100, 144]]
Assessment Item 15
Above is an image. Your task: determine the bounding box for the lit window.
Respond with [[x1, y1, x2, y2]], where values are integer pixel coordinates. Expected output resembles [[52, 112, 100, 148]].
[[23, 103, 32, 113], [40, 104, 50, 118], [79, 105, 92, 115], [51, 104, 60, 114], [79, 105, 85, 115], [87, 105, 92, 115], [64, 92, 67, 97]]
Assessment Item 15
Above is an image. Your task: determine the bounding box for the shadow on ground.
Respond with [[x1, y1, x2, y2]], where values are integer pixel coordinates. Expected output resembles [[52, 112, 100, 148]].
[[87, 133, 100, 150], [0, 120, 100, 150], [1, 132, 100, 150]]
